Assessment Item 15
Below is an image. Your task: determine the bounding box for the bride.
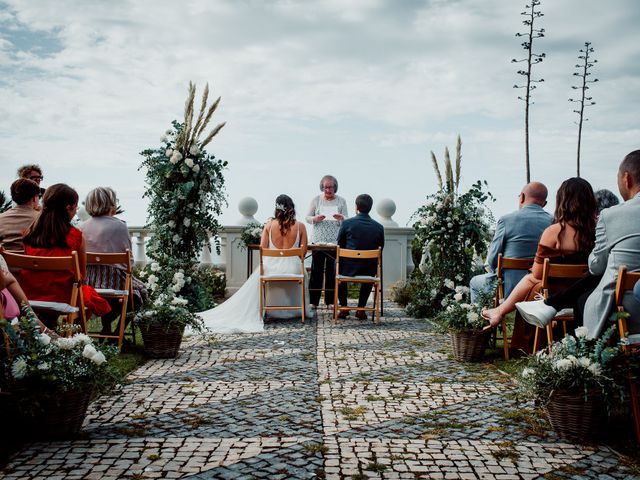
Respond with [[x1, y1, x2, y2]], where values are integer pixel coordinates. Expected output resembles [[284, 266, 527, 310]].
[[192, 194, 313, 334]]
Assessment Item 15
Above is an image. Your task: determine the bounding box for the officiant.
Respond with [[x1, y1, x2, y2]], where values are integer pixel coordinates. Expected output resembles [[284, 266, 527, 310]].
[[306, 174, 348, 308]]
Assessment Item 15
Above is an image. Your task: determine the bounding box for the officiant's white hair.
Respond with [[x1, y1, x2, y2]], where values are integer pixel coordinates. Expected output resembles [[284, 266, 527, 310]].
[[319, 175, 338, 192]]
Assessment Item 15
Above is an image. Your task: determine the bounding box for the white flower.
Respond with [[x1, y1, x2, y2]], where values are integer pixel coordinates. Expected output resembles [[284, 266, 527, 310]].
[[165, 128, 172, 135], [578, 357, 591, 368], [467, 311, 479, 322], [170, 151, 183, 164], [83, 344, 98, 360], [138, 270, 147, 278], [171, 284, 181, 292], [185, 158, 195, 169], [172, 234, 181, 243], [461, 303, 472, 310], [37, 362, 50, 371], [147, 274, 158, 285], [454, 293, 463, 302], [39, 332, 51, 346], [574, 326, 589, 338], [74, 333, 91, 345], [11, 357, 28, 380], [566, 355, 578, 365], [554, 359, 573, 371], [189, 144, 200, 155], [455, 274, 463, 281], [521, 367, 534, 378], [150, 262, 160, 272], [55, 337, 75, 350], [193, 164, 200, 173], [588, 363, 602, 376], [165, 148, 173, 157], [447, 222, 453, 229], [430, 289, 438, 297], [183, 218, 191, 227], [169, 305, 176, 311], [160, 134, 168, 143], [91, 351, 107, 365], [444, 279, 455, 290], [153, 298, 163, 307], [168, 220, 176, 228]]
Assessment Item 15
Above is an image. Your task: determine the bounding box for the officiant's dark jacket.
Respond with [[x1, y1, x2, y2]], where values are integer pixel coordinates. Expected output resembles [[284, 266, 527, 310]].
[[336, 212, 385, 276]]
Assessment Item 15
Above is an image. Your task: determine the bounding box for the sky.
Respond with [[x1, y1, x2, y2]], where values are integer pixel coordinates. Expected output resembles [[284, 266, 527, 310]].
[[1, 0, 639, 229]]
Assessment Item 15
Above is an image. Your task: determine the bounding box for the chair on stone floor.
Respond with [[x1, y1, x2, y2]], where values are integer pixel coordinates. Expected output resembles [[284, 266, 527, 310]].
[[259, 247, 306, 323], [613, 265, 640, 443], [533, 258, 589, 352], [494, 254, 534, 360], [333, 247, 382, 324]]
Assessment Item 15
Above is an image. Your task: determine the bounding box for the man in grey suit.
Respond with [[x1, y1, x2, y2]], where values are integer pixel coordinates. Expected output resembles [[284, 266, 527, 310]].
[[470, 182, 552, 303], [517, 150, 640, 338]]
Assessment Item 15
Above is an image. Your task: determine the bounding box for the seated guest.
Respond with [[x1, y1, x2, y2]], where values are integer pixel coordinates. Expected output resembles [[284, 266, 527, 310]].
[[482, 177, 597, 327], [0, 179, 41, 251], [336, 194, 384, 320], [470, 182, 552, 303], [635, 280, 640, 303], [17, 164, 45, 198], [21, 184, 111, 326], [594, 188, 619, 213], [81, 187, 148, 334]]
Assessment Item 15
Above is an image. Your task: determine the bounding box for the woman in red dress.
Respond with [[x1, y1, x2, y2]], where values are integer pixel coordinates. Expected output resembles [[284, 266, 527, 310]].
[[21, 184, 110, 326]]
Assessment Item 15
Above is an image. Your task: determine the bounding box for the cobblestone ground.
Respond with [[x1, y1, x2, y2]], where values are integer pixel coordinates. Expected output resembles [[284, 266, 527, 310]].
[[2, 303, 637, 479]]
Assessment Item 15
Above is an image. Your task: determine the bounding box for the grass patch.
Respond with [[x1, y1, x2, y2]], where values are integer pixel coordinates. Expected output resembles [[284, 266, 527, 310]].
[[302, 442, 328, 455], [365, 395, 384, 402], [365, 462, 387, 473]]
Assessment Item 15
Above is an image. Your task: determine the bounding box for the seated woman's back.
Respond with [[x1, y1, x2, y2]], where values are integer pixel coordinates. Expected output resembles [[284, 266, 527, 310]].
[[262, 219, 308, 251]]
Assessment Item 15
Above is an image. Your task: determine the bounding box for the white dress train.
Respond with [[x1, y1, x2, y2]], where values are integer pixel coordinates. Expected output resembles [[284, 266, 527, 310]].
[[189, 226, 312, 334]]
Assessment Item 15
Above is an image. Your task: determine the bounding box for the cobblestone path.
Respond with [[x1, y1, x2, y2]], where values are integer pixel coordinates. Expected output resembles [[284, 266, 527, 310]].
[[2, 304, 637, 479]]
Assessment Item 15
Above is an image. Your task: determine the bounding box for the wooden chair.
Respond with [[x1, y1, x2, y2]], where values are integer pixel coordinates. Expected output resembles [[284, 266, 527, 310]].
[[86, 250, 133, 349], [333, 247, 382, 324], [494, 254, 534, 360], [533, 258, 589, 352], [613, 265, 640, 443], [259, 247, 306, 323], [1, 250, 88, 333]]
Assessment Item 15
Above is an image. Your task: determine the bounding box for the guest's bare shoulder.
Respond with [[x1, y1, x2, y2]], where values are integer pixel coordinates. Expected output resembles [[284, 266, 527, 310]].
[[538, 223, 561, 247]]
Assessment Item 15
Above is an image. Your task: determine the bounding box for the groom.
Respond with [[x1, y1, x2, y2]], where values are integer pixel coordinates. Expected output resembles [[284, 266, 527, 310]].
[[336, 194, 385, 319]]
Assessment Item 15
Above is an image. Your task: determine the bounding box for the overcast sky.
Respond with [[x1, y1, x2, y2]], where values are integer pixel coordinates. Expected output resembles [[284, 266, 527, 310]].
[[1, 0, 639, 228]]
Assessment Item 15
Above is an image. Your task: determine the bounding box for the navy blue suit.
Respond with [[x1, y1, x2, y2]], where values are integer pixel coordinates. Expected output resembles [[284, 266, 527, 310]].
[[336, 212, 385, 307]]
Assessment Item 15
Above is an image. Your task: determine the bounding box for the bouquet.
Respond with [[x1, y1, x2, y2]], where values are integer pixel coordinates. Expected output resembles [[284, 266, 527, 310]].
[[432, 282, 485, 333], [240, 222, 264, 250]]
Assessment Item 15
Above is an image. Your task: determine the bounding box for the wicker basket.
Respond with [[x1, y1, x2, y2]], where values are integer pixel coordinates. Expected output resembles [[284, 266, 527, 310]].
[[544, 389, 604, 442], [450, 329, 490, 362], [141, 324, 185, 358]]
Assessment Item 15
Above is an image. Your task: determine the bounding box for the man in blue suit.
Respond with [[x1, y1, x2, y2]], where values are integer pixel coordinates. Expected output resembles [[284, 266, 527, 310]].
[[470, 182, 552, 303], [336, 194, 385, 319]]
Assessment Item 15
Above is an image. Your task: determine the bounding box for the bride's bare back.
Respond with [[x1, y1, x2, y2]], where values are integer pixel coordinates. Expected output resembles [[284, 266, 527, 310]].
[[260, 219, 308, 252]]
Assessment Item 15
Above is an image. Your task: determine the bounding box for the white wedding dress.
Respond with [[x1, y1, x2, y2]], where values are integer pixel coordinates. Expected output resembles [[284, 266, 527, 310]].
[[189, 225, 312, 334]]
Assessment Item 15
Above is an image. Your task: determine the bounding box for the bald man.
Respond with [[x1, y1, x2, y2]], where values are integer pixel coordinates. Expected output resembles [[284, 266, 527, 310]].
[[470, 182, 552, 303]]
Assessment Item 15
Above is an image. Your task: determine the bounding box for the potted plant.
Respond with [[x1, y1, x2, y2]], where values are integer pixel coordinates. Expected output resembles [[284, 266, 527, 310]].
[[432, 283, 490, 362], [136, 265, 204, 358], [0, 306, 115, 440], [240, 221, 264, 250], [519, 325, 624, 442]]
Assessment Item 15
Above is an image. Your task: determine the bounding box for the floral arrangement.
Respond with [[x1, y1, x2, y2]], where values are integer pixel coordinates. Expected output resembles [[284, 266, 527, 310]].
[[0, 307, 115, 393], [138, 82, 227, 325], [407, 136, 494, 319], [431, 282, 486, 333], [519, 326, 624, 404], [239, 222, 264, 250]]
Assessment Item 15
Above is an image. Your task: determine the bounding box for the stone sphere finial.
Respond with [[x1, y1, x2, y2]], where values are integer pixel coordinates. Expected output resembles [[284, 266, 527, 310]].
[[237, 197, 258, 225], [376, 198, 398, 227]]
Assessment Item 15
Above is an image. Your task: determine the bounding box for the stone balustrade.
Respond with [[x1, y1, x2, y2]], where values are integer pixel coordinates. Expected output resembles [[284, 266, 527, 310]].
[[127, 197, 414, 294]]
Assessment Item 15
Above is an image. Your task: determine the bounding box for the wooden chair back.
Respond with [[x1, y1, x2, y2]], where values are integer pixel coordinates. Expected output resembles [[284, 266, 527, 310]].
[[1, 250, 87, 332], [86, 249, 133, 349]]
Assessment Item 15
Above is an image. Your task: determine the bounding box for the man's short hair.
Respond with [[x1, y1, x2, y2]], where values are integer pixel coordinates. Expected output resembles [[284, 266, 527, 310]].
[[10, 178, 41, 205], [355, 194, 373, 214], [17, 164, 42, 178], [620, 150, 640, 185], [85, 187, 117, 217], [594, 189, 620, 213]]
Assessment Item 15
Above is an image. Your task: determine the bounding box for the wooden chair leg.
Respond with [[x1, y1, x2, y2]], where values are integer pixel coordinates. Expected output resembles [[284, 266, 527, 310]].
[[333, 279, 339, 322], [501, 318, 509, 360], [533, 327, 541, 352], [300, 279, 305, 324], [546, 323, 554, 348]]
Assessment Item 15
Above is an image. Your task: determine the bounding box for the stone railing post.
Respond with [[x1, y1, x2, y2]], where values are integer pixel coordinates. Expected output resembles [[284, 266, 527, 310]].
[[127, 227, 151, 268]]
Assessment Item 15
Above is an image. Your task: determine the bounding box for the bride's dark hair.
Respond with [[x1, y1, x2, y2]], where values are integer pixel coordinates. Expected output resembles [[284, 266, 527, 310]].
[[274, 194, 296, 236]]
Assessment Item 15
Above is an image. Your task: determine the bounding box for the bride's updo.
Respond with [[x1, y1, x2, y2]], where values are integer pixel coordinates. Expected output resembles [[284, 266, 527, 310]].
[[274, 194, 296, 236]]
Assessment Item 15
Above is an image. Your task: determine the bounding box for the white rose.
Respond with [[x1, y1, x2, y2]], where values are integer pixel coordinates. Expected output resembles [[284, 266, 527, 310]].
[[185, 158, 195, 169], [91, 351, 107, 365], [165, 148, 173, 157], [189, 144, 200, 155], [467, 311, 479, 322], [444, 279, 455, 290], [82, 344, 98, 360], [193, 164, 200, 173], [11, 358, 28, 380], [521, 367, 534, 378], [588, 363, 602, 376], [147, 274, 158, 285], [150, 262, 160, 272], [183, 218, 191, 227], [574, 326, 588, 338], [172, 234, 181, 243], [453, 293, 463, 302], [74, 333, 91, 345], [39, 332, 51, 346], [554, 359, 573, 371], [167, 220, 176, 228], [160, 134, 168, 142], [577, 357, 591, 368], [56, 337, 75, 350]]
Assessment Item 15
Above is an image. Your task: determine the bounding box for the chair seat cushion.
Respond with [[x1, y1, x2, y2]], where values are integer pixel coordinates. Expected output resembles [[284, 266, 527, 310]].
[[336, 274, 380, 281], [95, 288, 129, 296], [29, 300, 79, 314], [554, 308, 574, 317], [627, 333, 640, 346], [260, 274, 304, 279]]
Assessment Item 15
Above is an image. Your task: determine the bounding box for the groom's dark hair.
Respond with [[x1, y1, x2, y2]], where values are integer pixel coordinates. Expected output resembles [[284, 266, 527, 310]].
[[355, 194, 373, 214]]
